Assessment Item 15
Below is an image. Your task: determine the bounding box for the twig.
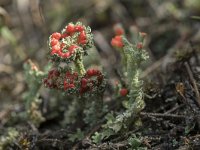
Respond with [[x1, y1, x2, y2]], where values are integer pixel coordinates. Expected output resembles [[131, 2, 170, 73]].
[[140, 112, 186, 119], [190, 134, 200, 139], [37, 138, 63, 143], [27, 121, 39, 133], [184, 62, 200, 107], [164, 104, 185, 114], [89, 141, 128, 149]]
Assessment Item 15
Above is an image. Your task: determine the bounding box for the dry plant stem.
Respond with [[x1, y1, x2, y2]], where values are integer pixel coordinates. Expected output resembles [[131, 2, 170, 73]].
[[89, 141, 128, 149], [164, 104, 185, 114], [140, 112, 186, 120], [184, 62, 200, 107], [36, 138, 64, 146], [27, 121, 39, 133], [177, 84, 200, 118]]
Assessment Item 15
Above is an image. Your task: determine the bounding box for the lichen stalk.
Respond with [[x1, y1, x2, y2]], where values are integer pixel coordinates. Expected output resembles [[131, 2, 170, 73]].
[[74, 55, 86, 76]]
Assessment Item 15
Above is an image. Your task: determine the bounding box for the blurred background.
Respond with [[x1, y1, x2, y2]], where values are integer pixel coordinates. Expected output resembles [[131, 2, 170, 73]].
[[0, 0, 200, 110]]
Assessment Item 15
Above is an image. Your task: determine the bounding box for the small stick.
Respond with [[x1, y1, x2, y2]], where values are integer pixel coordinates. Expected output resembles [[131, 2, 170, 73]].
[[184, 62, 200, 107], [164, 104, 185, 114], [140, 112, 186, 119]]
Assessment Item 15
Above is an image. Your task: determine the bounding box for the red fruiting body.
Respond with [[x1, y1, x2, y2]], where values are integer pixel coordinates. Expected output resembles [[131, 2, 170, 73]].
[[96, 70, 101, 75], [78, 31, 87, 45], [63, 71, 79, 90], [78, 40, 87, 45], [61, 43, 66, 49], [80, 69, 104, 93], [52, 44, 61, 52], [48, 23, 93, 62], [63, 52, 70, 58], [80, 87, 89, 94], [66, 72, 71, 77], [66, 24, 75, 34], [44, 69, 61, 89], [43, 78, 48, 84], [111, 36, 123, 48], [51, 32, 61, 40], [51, 50, 57, 55], [54, 70, 60, 76], [86, 69, 94, 77], [64, 81, 75, 90], [81, 78, 88, 88], [137, 42, 143, 49], [92, 69, 99, 75], [64, 81, 69, 90], [50, 38, 59, 47], [120, 88, 128, 96], [65, 71, 78, 82], [57, 50, 62, 56], [97, 75, 103, 84], [68, 45, 78, 53], [49, 70, 54, 75], [114, 80, 119, 86], [86, 69, 101, 77], [73, 72, 78, 78], [115, 28, 124, 35], [51, 43, 78, 58], [139, 32, 147, 38], [61, 33, 69, 38], [113, 24, 124, 35], [75, 25, 84, 32], [79, 31, 86, 40], [68, 84, 75, 88], [46, 23, 98, 94], [48, 69, 60, 78]]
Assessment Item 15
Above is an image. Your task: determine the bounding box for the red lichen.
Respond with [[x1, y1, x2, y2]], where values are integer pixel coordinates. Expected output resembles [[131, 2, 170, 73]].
[[137, 42, 143, 49], [120, 88, 128, 96], [111, 36, 124, 48]]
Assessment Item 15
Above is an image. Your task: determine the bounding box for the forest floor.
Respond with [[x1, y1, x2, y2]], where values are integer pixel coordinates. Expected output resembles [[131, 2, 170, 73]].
[[0, 0, 200, 149]]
